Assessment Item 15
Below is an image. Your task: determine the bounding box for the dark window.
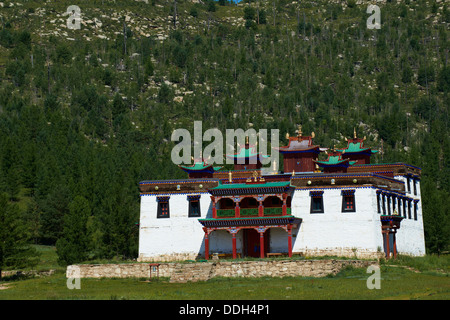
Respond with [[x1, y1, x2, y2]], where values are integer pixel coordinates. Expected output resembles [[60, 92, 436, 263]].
[[406, 177, 411, 194], [414, 201, 418, 221], [382, 194, 386, 214], [310, 191, 324, 213], [377, 192, 381, 214], [413, 179, 417, 196], [341, 190, 356, 212], [408, 200, 412, 219], [157, 197, 170, 218], [188, 195, 201, 217]]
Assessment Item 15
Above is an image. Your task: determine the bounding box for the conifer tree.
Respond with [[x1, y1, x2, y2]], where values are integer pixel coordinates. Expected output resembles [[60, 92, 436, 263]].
[[0, 193, 39, 280]]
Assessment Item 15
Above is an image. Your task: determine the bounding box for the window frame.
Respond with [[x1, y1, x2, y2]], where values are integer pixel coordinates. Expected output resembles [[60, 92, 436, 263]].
[[187, 195, 201, 218], [309, 191, 324, 214], [157, 196, 170, 219], [341, 190, 356, 213]]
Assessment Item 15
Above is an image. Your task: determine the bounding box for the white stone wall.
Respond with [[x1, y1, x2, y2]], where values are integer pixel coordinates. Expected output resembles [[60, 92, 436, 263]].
[[138, 184, 426, 261], [393, 176, 426, 256], [138, 193, 212, 261], [291, 187, 382, 258]]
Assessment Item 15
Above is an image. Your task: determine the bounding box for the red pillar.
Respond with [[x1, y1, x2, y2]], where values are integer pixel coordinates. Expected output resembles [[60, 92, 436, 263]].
[[211, 196, 217, 219], [235, 200, 240, 218], [282, 193, 287, 216], [204, 228, 210, 260], [384, 229, 390, 259], [259, 231, 265, 258], [258, 201, 264, 217], [287, 225, 293, 257], [232, 233, 237, 259]]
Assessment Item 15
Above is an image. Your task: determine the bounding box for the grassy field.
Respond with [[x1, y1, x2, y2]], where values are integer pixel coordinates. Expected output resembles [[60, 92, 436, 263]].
[[0, 246, 449, 300], [0, 266, 449, 300]]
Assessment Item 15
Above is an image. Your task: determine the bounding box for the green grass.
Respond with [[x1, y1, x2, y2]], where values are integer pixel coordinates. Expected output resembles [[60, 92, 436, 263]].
[[0, 264, 448, 300], [1, 246, 448, 299]]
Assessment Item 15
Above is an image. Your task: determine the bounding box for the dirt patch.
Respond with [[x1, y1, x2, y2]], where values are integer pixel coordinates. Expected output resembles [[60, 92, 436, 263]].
[[0, 283, 13, 290]]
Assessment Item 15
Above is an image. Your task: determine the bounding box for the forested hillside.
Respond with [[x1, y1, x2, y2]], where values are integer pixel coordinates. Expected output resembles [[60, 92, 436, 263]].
[[0, 0, 448, 266]]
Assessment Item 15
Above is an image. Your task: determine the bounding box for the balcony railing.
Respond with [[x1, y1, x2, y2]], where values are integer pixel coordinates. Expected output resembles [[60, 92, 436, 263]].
[[216, 207, 291, 218]]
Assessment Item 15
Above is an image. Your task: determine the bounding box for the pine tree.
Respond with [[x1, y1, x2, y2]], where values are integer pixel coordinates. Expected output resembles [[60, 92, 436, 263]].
[[55, 196, 91, 266], [0, 193, 39, 280]]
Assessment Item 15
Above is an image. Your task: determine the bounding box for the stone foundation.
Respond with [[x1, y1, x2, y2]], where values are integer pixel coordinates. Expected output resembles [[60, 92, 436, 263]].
[[67, 259, 378, 283]]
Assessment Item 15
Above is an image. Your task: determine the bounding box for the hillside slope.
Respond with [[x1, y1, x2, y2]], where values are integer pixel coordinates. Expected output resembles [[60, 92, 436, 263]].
[[0, 0, 448, 262]]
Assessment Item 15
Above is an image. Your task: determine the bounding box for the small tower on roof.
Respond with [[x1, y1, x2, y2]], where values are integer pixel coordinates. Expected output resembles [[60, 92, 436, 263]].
[[179, 154, 222, 179], [337, 127, 378, 165], [226, 135, 268, 171], [313, 145, 356, 174], [276, 125, 327, 173]]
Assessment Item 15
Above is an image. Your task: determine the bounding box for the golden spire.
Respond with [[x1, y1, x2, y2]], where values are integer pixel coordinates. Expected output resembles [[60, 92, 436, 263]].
[[354, 127, 357, 139], [228, 171, 232, 182], [297, 125, 302, 137]]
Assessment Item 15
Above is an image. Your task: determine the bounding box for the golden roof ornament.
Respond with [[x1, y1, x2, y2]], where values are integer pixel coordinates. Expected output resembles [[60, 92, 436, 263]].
[[297, 125, 303, 138], [354, 127, 357, 139]]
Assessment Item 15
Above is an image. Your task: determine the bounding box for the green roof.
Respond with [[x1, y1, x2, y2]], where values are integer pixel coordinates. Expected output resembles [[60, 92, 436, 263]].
[[211, 181, 292, 190], [227, 146, 270, 159], [179, 162, 222, 171], [337, 142, 378, 154], [315, 156, 353, 165]]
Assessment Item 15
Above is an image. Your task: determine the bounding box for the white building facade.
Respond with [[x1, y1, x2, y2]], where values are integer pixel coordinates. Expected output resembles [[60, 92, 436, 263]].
[[138, 131, 426, 262]]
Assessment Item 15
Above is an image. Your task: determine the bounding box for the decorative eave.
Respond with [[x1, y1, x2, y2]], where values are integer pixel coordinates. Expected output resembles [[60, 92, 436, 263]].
[[338, 128, 378, 155], [278, 125, 325, 154], [139, 179, 219, 194], [178, 161, 222, 174], [380, 214, 403, 229], [198, 216, 302, 228], [348, 162, 421, 178], [380, 215, 404, 222], [208, 181, 294, 196], [226, 143, 270, 162]]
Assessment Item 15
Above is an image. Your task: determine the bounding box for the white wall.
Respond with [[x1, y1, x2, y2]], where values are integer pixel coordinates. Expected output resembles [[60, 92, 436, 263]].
[[290, 187, 382, 257], [138, 193, 212, 261], [394, 175, 426, 256], [138, 183, 426, 261]]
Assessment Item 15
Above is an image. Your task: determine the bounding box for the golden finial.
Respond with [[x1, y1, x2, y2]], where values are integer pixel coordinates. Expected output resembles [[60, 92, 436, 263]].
[[246, 135, 249, 145], [353, 127, 357, 139], [229, 171, 232, 182], [297, 125, 302, 137], [311, 132, 315, 139], [286, 133, 290, 140], [292, 170, 295, 176]]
